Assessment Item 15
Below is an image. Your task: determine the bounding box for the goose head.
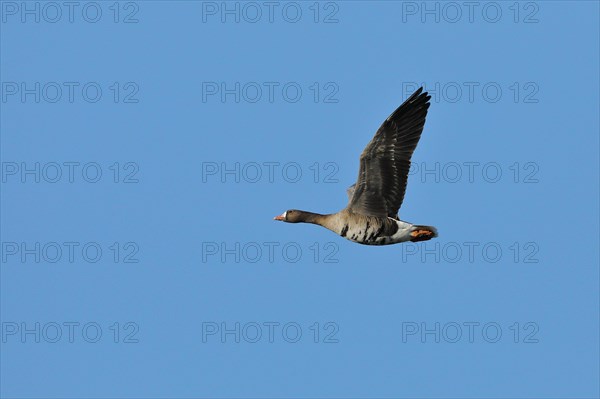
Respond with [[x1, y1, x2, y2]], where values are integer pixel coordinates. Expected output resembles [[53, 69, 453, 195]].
[[273, 210, 306, 223]]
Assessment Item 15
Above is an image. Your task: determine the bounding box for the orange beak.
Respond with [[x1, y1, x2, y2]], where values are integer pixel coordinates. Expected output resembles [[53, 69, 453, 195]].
[[273, 213, 285, 221]]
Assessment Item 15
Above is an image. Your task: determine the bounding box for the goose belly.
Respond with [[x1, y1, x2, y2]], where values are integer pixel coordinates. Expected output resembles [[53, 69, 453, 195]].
[[341, 218, 414, 246]]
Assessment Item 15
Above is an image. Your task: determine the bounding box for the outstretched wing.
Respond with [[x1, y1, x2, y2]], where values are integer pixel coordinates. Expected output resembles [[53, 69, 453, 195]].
[[346, 87, 431, 218]]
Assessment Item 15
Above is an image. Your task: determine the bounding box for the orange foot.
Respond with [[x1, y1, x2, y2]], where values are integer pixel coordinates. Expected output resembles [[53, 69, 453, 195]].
[[410, 230, 435, 242]]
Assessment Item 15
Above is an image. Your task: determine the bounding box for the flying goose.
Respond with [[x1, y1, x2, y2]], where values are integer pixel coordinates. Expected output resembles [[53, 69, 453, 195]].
[[274, 87, 437, 245]]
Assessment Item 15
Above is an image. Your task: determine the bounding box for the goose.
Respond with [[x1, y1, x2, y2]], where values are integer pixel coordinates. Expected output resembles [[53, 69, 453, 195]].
[[274, 87, 437, 245]]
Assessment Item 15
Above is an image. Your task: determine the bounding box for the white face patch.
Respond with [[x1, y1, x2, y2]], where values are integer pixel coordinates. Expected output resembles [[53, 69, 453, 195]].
[[282, 211, 287, 219]]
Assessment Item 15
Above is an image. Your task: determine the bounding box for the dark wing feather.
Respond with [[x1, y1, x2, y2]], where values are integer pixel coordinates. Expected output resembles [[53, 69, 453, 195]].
[[346, 87, 431, 218]]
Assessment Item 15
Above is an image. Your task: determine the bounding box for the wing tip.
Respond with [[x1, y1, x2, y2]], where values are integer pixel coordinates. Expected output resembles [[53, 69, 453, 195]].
[[412, 86, 431, 105], [386, 86, 431, 122]]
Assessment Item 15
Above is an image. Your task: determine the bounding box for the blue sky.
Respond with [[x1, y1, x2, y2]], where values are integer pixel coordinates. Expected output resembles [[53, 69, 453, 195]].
[[1, 1, 599, 398]]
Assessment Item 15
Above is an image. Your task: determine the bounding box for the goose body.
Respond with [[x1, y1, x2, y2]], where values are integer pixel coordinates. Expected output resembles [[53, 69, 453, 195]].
[[274, 87, 438, 246]]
